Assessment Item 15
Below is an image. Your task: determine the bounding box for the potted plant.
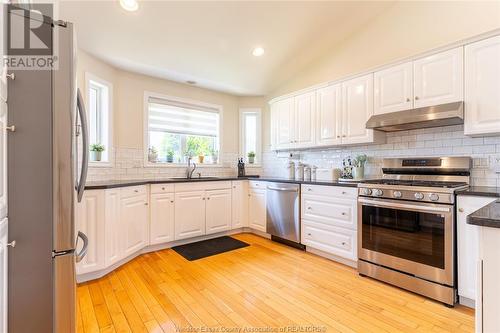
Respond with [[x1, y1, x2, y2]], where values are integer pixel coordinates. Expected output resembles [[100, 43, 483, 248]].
[[166, 149, 174, 163], [210, 149, 219, 164], [148, 147, 158, 163], [247, 151, 256, 164], [198, 154, 205, 164], [353, 154, 367, 180], [90, 143, 105, 162]]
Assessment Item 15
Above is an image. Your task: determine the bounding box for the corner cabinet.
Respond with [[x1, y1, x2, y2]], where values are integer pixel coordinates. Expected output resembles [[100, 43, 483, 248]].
[[464, 35, 500, 136], [75, 190, 105, 275]]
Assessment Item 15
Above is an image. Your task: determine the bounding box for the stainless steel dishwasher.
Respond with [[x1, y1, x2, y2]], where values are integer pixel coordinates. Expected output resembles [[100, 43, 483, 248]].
[[266, 182, 304, 249]]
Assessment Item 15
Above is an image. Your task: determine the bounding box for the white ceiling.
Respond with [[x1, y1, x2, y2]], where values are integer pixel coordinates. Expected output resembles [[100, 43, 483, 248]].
[[59, 1, 394, 96]]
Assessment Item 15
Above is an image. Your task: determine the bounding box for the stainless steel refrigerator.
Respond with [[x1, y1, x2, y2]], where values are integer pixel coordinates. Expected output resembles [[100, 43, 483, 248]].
[[7, 10, 88, 333]]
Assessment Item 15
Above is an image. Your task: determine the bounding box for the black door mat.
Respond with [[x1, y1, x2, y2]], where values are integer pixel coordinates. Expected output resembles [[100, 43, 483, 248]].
[[172, 236, 250, 261]]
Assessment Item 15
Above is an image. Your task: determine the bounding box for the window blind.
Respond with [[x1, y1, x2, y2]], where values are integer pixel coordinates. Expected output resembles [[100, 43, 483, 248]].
[[148, 97, 219, 137]]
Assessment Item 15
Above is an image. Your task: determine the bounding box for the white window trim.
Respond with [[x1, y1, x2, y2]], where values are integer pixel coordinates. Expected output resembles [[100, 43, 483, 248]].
[[239, 107, 262, 168], [85, 72, 114, 168], [143, 91, 224, 168]]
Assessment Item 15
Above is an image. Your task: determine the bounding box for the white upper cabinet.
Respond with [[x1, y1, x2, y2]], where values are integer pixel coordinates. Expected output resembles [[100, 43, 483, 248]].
[[293, 91, 316, 148], [120, 192, 149, 258], [174, 191, 206, 240], [464, 35, 500, 136], [150, 192, 175, 245], [275, 97, 294, 149], [205, 189, 232, 235], [342, 74, 375, 145], [316, 84, 342, 146], [413, 47, 464, 108], [374, 62, 413, 115]]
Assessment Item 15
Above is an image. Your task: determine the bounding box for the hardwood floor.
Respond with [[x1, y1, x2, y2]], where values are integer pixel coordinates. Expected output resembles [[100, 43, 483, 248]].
[[77, 233, 474, 333]]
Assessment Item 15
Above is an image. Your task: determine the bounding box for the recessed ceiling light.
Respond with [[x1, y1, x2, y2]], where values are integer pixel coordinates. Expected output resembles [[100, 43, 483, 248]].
[[186, 80, 197, 85], [119, 0, 139, 12], [252, 47, 265, 57]]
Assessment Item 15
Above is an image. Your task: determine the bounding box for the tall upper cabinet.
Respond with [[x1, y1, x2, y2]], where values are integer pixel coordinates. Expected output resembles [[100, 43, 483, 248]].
[[342, 74, 376, 145], [374, 47, 463, 114], [464, 35, 500, 136], [316, 84, 342, 146], [413, 47, 463, 108]]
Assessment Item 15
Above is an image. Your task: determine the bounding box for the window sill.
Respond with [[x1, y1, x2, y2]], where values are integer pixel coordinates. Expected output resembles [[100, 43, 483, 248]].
[[89, 161, 113, 168], [144, 162, 226, 168]]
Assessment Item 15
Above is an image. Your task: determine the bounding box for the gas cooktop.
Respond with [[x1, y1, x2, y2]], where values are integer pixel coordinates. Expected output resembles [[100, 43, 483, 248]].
[[361, 179, 469, 188]]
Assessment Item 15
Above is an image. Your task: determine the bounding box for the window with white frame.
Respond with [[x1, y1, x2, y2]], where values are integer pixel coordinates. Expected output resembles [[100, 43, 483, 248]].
[[145, 93, 221, 164], [86, 73, 112, 163], [240, 108, 261, 165]]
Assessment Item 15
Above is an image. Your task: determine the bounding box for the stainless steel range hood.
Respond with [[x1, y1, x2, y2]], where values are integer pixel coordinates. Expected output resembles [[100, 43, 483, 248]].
[[366, 101, 464, 132]]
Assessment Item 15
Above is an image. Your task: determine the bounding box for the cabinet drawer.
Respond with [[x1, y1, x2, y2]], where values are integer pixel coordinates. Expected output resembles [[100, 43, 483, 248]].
[[150, 183, 175, 194], [302, 221, 357, 261], [175, 181, 231, 192], [302, 185, 357, 199], [249, 180, 267, 189], [120, 185, 147, 199], [302, 196, 356, 230]]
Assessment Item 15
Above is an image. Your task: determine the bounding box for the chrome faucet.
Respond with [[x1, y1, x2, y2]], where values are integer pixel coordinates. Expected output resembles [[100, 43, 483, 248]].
[[186, 157, 197, 179]]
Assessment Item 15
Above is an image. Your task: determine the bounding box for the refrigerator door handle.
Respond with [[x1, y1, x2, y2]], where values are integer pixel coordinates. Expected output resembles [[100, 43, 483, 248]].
[[76, 89, 89, 202], [75, 231, 88, 263]]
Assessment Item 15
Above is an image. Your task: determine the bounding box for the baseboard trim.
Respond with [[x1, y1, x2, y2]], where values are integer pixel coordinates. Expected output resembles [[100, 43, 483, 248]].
[[459, 296, 475, 309], [306, 247, 357, 268]]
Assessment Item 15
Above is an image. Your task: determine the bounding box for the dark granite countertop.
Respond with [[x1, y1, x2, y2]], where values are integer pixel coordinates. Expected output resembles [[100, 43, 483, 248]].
[[456, 186, 500, 198], [467, 200, 500, 228], [85, 176, 360, 190]]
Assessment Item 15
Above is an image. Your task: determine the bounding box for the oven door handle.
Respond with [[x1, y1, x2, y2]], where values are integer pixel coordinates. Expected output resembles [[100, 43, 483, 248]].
[[358, 198, 452, 213]]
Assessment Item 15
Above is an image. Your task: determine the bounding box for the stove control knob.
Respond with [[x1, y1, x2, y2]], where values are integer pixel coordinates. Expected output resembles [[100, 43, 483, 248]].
[[393, 191, 402, 198], [372, 189, 383, 197], [361, 188, 372, 196], [429, 193, 440, 202], [414, 192, 424, 200]]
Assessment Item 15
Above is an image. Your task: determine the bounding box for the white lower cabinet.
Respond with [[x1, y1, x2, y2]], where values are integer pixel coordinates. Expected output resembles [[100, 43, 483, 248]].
[[104, 189, 121, 267], [75, 190, 105, 275], [457, 195, 497, 305], [248, 186, 266, 232], [150, 192, 175, 244], [120, 190, 149, 258], [301, 185, 358, 262], [231, 181, 248, 229], [0, 218, 7, 333], [206, 189, 232, 234], [174, 191, 206, 240]]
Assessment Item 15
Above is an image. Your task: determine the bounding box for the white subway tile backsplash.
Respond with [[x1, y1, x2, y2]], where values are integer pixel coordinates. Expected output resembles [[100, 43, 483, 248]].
[[263, 125, 500, 186]]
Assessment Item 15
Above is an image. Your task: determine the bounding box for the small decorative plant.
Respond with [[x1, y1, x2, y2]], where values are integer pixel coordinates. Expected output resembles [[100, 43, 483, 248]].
[[148, 147, 158, 163], [90, 143, 105, 162], [211, 149, 219, 164], [247, 151, 256, 164], [166, 149, 174, 163], [353, 154, 367, 180]]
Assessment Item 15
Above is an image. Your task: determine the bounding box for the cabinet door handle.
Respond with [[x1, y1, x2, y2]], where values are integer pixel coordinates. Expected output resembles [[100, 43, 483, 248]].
[[458, 208, 464, 213], [307, 188, 312, 192], [406, 98, 411, 102], [341, 242, 346, 246], [341, 212, 346, 216], [170, 200, 174, 203], [202, 197, 206, 200], [7, 240, 16, 248], [134, 190, 139, 193], [144, 202, 148, 206], [336, 135, 340, 138], [307, 233, 312, 236], [342, 135, 346, 138], [415, 96, 419, 100], [5, 125, 16, 132], [307, 207, 312, 210], [207, 197, 211, 200], [162, 187, 165, 190]]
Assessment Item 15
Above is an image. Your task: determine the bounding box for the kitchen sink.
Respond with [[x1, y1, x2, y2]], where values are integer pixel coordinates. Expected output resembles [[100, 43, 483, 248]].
[[168, 176, 221, 180]]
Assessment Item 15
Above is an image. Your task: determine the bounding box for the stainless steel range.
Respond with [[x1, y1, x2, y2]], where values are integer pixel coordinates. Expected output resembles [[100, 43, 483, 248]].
[[357, 157, 471, 306]]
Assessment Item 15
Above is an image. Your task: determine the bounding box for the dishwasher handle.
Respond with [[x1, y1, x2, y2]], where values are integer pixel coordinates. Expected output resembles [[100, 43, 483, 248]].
[[267, 186, 298, 192]]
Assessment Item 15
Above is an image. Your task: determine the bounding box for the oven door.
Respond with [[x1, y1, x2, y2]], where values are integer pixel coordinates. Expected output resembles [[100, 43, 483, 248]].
[[358, 197, 454, 286]]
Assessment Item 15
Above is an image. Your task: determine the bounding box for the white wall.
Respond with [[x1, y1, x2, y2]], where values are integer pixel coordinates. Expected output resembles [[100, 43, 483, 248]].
[[77, 50, 265, 181]]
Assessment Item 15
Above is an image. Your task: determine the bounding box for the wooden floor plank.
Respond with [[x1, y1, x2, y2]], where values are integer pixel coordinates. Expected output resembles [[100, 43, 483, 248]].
[[77, 233, 474, 333]]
